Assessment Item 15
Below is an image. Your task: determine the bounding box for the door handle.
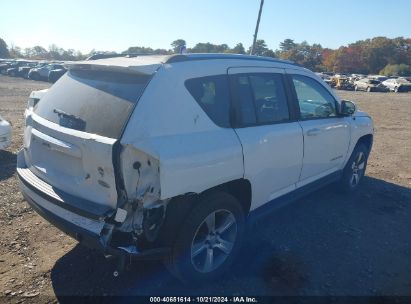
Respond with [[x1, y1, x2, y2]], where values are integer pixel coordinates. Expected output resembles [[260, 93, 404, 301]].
[[306, 128, 321, 136]]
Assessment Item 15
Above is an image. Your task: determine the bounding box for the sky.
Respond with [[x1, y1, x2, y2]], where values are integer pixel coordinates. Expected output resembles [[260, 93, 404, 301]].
[[1, 0, 411, 54]]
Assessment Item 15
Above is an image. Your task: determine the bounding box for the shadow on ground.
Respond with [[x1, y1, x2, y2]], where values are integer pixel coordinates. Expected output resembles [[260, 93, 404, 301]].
[[0, 150, 17, 181], [51, 176, 411, 299]]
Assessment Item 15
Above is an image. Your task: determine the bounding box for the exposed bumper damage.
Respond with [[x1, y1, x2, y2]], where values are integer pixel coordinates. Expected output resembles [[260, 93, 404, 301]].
[[115, 144, 170, 243], [17, 148, 170, 261]]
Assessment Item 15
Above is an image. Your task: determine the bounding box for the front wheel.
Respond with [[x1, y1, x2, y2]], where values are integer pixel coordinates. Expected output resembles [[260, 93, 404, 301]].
[[394, 86, 399, 93], [367, 87, 371, 92], [340, 143, 369, 192], [166, 192, 245, 284]]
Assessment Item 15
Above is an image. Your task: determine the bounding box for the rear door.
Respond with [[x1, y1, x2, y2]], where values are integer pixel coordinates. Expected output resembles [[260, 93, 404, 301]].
[[286, 69, 351, 186], [228, 67, 303, 210], [23, 69, 151, 209]]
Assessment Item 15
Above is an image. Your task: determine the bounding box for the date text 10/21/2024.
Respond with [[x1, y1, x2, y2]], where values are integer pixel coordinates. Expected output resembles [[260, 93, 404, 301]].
[[149, 297, 258, 303]]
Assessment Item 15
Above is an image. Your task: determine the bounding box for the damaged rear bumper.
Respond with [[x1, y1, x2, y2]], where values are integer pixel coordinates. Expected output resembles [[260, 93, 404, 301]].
[[17, 150, 170, 261]]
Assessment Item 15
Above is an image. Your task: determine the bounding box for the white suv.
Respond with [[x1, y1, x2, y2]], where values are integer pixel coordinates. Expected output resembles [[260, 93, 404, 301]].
[[18, 54, 373, 283]]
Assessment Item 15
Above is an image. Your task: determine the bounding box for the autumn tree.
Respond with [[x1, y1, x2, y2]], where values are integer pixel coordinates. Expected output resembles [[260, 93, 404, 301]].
[[278, 40, 323, 70], [380, 64, 411, 76], [0, 38, 10, 58], [319, 48, 335, 72], [279, 39, 297, 52], [122, 46, 170, 55], [171, 39, 186, 53], [227, 43, 246, 54], [8, 43, 22, 58], [4, 36, 410, 72], [189, 42, 229, 53], [246, 39, 274, 57]]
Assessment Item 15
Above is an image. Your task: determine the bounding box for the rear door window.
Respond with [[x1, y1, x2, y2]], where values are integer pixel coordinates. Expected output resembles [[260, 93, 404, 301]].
[[229, 75, 257, 126], [229, 73, 290, 127], [34, 70, 150, 139], [185, 75, 231, 128]]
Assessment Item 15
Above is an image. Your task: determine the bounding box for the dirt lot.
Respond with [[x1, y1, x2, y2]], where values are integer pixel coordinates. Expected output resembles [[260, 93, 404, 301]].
[[0, 75, 411, 301]]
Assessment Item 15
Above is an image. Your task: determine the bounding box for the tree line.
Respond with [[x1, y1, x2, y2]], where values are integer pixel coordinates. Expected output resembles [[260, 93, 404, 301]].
[[1, 36, 410, 76]]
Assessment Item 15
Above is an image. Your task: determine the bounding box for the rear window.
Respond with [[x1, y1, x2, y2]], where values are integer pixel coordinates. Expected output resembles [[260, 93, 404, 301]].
[[229, 73, 290, 127], [34, 70, 150, 138], [185, 75, 231, 128]]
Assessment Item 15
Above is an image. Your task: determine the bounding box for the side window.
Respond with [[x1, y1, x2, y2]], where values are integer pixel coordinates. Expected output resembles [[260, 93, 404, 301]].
[[185, 75, 230, 127], [230, 73, 290, 127], [249, 74, 290, 124], [292, 75, 337, 119], [229, 75, 257, 125]]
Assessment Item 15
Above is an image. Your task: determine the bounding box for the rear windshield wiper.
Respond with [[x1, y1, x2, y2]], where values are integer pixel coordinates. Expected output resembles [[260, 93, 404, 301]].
[[53, 108, 86, 131], [53, 108, 81, 120]]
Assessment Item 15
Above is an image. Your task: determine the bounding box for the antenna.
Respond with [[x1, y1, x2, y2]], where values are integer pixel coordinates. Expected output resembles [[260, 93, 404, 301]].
[[250, 0, 264, 55]]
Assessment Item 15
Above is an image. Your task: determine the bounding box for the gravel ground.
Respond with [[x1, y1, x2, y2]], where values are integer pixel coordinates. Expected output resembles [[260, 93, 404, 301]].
[[0, 75, 410, 302]]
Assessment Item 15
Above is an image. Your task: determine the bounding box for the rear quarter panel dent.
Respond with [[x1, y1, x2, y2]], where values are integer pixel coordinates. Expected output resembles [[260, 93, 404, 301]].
[[121, 130, 244, 201], [121, 63, 244, 200]]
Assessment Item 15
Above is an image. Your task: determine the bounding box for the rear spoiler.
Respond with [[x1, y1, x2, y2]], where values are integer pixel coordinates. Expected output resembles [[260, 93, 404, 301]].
[[64, 59, 162, 76]]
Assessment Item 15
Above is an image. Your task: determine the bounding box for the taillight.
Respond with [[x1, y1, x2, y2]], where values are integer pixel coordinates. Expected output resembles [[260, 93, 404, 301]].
[[27, 98, 40, 110]]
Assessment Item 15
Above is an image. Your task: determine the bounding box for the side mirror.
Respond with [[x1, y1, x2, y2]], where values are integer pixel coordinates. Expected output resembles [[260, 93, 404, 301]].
[[341, 100, 356, 116]]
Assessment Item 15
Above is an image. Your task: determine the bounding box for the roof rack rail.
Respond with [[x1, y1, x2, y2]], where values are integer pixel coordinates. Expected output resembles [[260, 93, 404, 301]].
[[165, 53, 296, 65]]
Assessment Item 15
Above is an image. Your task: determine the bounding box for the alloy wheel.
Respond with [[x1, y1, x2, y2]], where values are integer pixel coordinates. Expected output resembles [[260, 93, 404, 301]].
[[191, 209, 237, 273], [350, 151, 366, 187]]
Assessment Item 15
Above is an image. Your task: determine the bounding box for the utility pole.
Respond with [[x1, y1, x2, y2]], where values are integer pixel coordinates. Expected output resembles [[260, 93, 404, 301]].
[[250, 0, 264, 55]]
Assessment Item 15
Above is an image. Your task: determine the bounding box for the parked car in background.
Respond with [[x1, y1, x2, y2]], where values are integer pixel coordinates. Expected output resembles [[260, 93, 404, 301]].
[[354, 78, 388, 92], [351, 74, 366, 79], [18, 54, 374, 283], [0, 114, 12, 150], [6, 60, 33, 77], [382, 77, 411, 92], [17, 62, 42, 78], [48, 65, 67, 83], [316, 72, 333, 87], [334, 73, 349, 78], [28, 63, 64, 81], [6, 66, 19, 76], [332, 76, 354, 90], [349, 74, 366, 84], [368, 75, 388, 82], [0, 60, 15, 74], [8, 61, 38, 77], [5, 60, 32, 76]]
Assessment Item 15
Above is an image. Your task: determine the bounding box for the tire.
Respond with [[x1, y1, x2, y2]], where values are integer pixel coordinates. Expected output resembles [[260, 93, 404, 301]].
[[165, 192, 245, 284], [340, 143, 369, 193], [394, 86, 399, 93], [354, 85, 358, 91], [367, 87, 371, 92]]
